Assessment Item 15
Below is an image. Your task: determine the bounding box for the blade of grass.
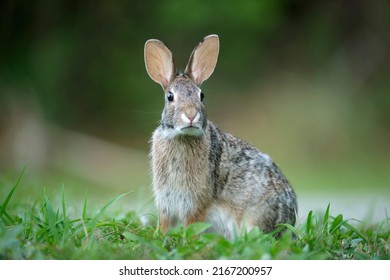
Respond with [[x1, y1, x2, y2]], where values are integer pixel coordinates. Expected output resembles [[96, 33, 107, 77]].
[[330, 214, 343, 234], [81, 190, 89, 242], [87, 192, 130, 247], [91, 192, 130, 225], [270, 224, 286, 237], [342, 220, 368, 242], [0, 167, 26, 223], [306, 210, 313, 235], [61, 185, 67, 219], [1, 208, 15, 224], [82, 190, 88, 222], [323, 203, 330, 234], [59, 185, 73, 246], [185, 222, 211, 239], [280, 223, 301, 238], [43, 194, 60, 242]]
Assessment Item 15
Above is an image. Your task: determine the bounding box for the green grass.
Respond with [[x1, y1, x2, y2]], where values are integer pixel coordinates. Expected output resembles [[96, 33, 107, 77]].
[[0, 169, 389, 260]]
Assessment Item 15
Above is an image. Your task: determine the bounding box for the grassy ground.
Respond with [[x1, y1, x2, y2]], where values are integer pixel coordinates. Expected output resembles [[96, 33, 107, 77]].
[[1, 169, 389, 260]]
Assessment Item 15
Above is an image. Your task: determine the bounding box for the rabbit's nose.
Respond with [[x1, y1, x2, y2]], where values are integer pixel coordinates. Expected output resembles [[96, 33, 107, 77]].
[[181, 111, 200, 124], [185, 107, 197, 121], [186, 112, 196, 122]]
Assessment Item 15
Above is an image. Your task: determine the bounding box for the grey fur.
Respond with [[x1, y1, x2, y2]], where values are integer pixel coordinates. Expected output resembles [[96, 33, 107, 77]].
[[144, 35, 297, 239]]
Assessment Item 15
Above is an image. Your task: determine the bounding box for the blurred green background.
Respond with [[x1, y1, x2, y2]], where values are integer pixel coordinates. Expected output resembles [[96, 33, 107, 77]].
[[1, 0, 389, 221]]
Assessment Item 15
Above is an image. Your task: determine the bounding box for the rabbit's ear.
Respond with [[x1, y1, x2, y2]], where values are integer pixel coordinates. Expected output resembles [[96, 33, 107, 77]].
[[144, 39, 176, 90], [185, 35, 219, 86]]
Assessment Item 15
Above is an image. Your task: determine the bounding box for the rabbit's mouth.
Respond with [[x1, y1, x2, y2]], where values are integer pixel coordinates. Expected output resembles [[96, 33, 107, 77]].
[[179, 125, 204, 136]]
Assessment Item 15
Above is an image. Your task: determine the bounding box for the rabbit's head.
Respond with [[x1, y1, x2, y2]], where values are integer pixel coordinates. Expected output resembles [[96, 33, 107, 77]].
[[144, 35, 219, 138]]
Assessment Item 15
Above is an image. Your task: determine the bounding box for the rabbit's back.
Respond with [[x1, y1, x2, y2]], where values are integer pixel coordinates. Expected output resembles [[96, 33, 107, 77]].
[[206, 123, 297, 234]]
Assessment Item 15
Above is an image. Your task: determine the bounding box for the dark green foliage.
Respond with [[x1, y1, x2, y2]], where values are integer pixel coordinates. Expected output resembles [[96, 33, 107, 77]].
[[1, 1, 389, 152]]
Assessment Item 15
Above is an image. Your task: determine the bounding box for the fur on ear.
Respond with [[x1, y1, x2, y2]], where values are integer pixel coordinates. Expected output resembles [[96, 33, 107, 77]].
[[185, 35, 219, 86], [144, 39, 176, 90]]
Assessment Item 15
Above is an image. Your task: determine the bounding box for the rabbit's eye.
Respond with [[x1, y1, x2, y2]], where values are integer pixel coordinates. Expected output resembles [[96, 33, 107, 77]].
[[167, 91, 174, 102], [200, 91, 205, 102]]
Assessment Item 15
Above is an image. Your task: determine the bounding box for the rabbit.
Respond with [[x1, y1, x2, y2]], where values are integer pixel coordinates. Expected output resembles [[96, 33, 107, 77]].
[[144, 34, 297, 239]]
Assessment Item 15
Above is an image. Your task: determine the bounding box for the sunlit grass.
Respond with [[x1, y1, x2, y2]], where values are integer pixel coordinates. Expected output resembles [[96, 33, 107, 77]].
[[0, 170, 389, 260]]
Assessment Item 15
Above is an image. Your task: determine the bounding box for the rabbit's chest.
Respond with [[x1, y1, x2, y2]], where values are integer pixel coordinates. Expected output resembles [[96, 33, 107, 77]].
[[152, 133, 210, 188], [153, 152, 209, 194], [152, 134, 213, 219], [156, 188, 197, 221]]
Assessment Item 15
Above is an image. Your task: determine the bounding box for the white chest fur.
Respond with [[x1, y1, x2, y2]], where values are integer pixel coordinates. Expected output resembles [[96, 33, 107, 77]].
[[154, 187, 197, 223]]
